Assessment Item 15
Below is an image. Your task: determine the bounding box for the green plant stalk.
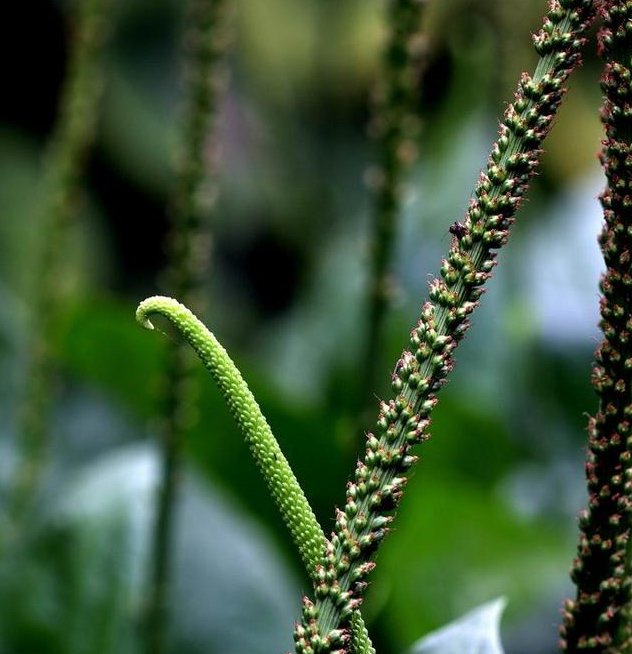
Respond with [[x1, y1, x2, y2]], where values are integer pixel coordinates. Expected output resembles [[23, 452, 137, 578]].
[[136, 296, 327, 579], [361, 0, 428, 407], [293, 3, 597, 652], [10, 0, 111, 532], [560, 2, 632, 652], [144, 1, 233, 652]]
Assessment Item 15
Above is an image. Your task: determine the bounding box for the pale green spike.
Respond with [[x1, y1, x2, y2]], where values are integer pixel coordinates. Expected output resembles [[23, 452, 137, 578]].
[[136, 295, 326, 577], [350, 612, 376, 654]]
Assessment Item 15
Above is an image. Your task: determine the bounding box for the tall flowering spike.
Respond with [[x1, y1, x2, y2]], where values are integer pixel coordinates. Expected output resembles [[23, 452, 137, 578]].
[[294, 1, 597, 651], [560, 3, 632, 652], [136, 296, 327, 578]]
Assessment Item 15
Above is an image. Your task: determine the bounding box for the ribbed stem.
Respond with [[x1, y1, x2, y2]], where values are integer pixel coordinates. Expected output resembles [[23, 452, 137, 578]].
[[294, 3, 597, 652], [9, 0, 112, 535], [560, 3, 632, 652], [144, 1, 233, 652]]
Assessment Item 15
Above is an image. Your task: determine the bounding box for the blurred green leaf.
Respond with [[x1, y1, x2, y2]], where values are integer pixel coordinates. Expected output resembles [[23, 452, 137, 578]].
[[407, 597, 506, 654], [369, 474, 570, 652], [0, 444, 301, 654], [57, 297, 166, 417]]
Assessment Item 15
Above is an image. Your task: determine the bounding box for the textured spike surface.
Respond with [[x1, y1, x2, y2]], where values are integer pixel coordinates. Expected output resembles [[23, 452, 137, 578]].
[[136, 296, 327, 578], [292, 2, 597, 652], [560, 2, 632, 652]]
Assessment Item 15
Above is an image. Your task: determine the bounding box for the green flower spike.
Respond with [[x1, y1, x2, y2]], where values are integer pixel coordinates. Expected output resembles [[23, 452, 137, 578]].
[[144, 1, 233, 652], [136, 295, 326, 578], [293, 1, 597, 652], [361, 0, 428, 403]]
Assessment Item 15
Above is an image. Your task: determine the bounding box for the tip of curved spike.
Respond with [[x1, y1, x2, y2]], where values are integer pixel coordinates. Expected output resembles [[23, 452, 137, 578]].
[[136, 295, 175, 330], [136, 298, 156, 330]]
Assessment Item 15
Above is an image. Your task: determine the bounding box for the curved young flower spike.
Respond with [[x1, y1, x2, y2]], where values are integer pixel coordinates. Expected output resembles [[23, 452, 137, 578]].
[[136, 295, 326, 577], [138, 295, 376, 654]]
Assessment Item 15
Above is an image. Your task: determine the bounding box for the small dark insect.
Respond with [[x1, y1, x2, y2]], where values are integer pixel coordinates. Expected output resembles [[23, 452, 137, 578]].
[[449, 221, 467, 239]]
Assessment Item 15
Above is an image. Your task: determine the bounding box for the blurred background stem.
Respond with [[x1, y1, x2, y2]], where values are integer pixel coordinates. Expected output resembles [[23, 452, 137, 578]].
[[358, 0, 429, 428], [144, 1, 232, 652], [8, 0, 112, 542]]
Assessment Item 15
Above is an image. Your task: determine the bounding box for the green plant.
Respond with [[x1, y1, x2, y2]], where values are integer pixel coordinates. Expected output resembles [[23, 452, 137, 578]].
[[6, 0, 632, 652], [133, 0, 632, 652]]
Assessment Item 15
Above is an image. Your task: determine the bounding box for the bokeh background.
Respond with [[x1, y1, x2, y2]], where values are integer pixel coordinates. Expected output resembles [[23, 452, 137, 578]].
[[0, 0, 609, 652]]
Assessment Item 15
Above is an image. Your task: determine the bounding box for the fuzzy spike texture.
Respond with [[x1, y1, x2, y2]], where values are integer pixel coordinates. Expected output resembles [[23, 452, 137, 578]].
[[560, 2, 632, 652], [136, 296, 327, 578], [293, 2, 597, 652]]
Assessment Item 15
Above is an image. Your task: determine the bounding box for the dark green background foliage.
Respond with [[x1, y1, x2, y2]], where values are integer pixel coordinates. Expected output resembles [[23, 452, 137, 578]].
[[0, 0, 608, 652]]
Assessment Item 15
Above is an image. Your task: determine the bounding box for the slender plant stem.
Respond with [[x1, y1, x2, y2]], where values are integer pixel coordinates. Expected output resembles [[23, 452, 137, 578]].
[[293, 3, 597, 652], [560, 3, 632, 652], [360, 0, 429, 412], [144, 1, 232, 652], [8, 0, 111, 536]]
